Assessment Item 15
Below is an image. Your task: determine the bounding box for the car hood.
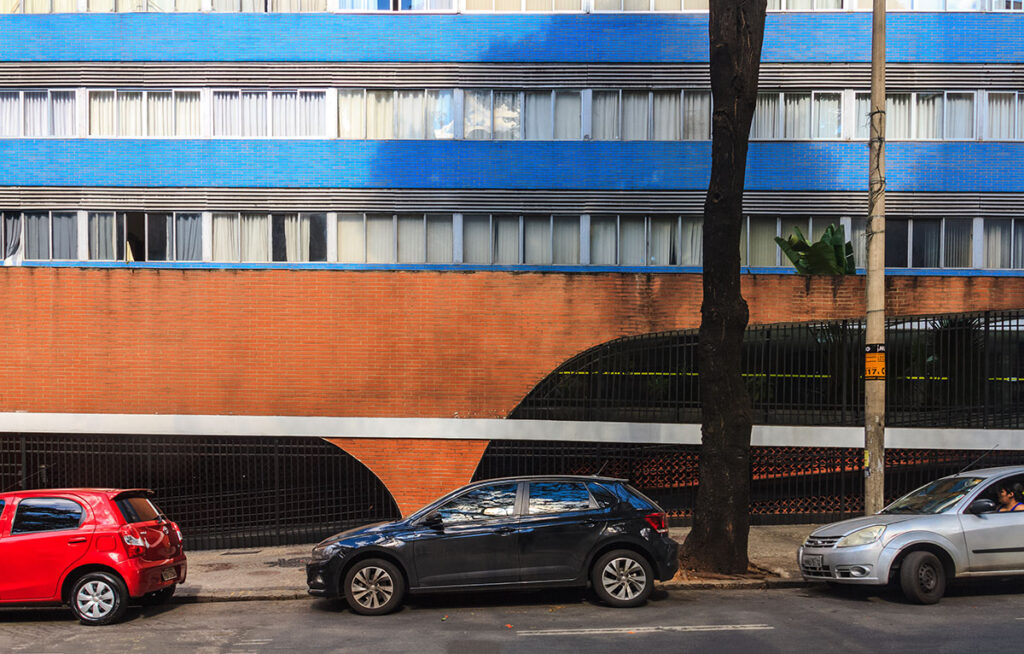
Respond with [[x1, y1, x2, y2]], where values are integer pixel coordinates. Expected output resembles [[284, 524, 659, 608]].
[[316, 520, 403, 547], [810, 514, 918, 538]]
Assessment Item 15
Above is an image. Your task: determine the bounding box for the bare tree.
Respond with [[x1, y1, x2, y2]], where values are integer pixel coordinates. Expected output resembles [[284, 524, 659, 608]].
[[680, 0, 767, 574]]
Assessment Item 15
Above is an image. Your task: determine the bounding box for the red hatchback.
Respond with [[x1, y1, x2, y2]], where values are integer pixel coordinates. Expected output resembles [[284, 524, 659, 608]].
[[0, 488, 187, 625]]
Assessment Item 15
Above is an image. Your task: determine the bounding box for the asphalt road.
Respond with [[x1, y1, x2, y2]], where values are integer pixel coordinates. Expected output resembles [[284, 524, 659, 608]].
[[3, 582, 1024, 654]]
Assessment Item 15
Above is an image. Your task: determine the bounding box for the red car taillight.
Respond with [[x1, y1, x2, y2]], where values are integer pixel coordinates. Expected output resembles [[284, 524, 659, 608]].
[[644, 512, 668, 534], [172, 522, 184, 552], [120, 524, 147, 558]]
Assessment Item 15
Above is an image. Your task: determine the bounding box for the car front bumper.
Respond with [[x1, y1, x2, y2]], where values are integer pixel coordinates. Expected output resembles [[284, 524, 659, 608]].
[[798, 542, 891, 585], [306, 557, 342, 598]]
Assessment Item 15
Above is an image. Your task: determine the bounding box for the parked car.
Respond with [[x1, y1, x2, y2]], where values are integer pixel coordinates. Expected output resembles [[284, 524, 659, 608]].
[[798, 465, 1024, 604], [0, 488, 187, 625], [307, 475, 679, 614]]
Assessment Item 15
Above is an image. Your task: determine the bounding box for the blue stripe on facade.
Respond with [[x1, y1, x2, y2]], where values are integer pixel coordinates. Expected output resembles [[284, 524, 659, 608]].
[[1, 140, 1022, 192], [1, 13, 1022, 64]]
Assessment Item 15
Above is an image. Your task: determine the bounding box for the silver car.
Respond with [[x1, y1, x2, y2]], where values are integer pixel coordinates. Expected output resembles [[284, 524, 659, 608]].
[[798, 465, 1024, 604]]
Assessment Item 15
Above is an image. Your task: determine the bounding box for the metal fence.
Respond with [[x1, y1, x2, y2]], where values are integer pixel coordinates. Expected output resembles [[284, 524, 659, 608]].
[[511, 309, 1024, 429], [0, 434, 399, 550], [474, 440, 1024, 524]]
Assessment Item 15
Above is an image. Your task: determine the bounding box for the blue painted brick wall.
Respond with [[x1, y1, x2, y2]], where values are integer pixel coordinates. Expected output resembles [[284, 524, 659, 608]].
[[1, 140, 1021, 192]]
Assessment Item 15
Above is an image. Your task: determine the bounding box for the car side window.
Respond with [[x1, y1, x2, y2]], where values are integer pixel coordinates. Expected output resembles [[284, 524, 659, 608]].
[[11, 498, 84, 535], [436, 483, 518, 524], [978, 475, 1024, 511], [528, 482, 593, 515], [587, 482, 618, 508]]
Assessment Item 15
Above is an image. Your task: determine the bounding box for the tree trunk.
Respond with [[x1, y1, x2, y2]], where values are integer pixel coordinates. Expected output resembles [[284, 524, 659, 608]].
[[680, 0, 766, 574]]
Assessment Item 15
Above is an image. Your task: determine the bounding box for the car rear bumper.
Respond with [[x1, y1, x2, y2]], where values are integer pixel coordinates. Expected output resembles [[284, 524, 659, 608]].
[[652, 535, 680, 581], [123, 555, 188, 597]]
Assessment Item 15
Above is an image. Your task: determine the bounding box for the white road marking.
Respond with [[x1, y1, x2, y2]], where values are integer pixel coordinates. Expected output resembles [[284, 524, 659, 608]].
[[518, 624, 774, 637]]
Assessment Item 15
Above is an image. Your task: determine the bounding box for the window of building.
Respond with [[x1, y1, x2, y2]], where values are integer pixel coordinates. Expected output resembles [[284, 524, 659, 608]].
[[855, 91, 975, 140], [589, 215, 701, 266], [753, 91, 843, 140], [465, 0, 582, 9], [212, 90, 326, 137], [22, 211, 77, 260], [592, 90, 711, 141], [341, 89, 454, 140], [768, 0, 843, 8], [87, 211, 204, 262], [0, 90, 75, 137], [89, 89, 200, 137], [988, 92, 1024, 140], [213, 211, 326, 262], [338, 213, 454, 264], [983, 218, 1024, 269], [399, 0, 454, 9]]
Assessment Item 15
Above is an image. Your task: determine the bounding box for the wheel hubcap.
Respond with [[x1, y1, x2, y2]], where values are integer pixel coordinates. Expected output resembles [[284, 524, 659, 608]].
[[351, 566, 394, 609], [601, 557, 647, 601], [917, 563, 937, 592], [76, 581, 115, 619]]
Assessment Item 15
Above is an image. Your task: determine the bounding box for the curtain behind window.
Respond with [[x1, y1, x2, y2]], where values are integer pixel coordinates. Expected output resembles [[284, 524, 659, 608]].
[[25, 0, 49, 11], [118, 92, 143, 136], [553, 91, 580, 140], [3, 212, 21, 260], [622, 92, 648, 140], [593, 0, 619, 8], [272, 91, 298, 137], [425, 214, 453, 263], [397, 214, 425, 263], [525, 92, 551, 140], [89, 0, 116, 9], [492, 215, 519, 264], [619, 216, 645, 266], [552, 215, 579, 264], [524, 215, 550, 265], [338, 90, 365, 139], [945, 93, 974, 139], [396, 90, 425, 139], [592, 91, 619, 141], [241, 92, 267, 137], [25, 212, 49, 259], [748, 216, 777, 266], [1014, 219, 1024, 269], [464, 91, 491, 140], [850, 218, 866, 269], [652, 91, 680, 141], [175, 213, 202, 261], [813, 93, 841, 138], [915, 93, 943, 139], [911, 219, 940, 267], [298, 92, 325, 137], [240, 213, 269, 261], [177, 0, 202, 9], [887, 94, 911, 139], [463, 214, 490, 264], [24, 92, 48, 136], [751, 93, 778, 139], [175, 92, 200, 136], [783, 93, 810, 139], [988, 93, 1016, 140], [213, 92, 239, 136], [426, 90, 454, 140], [49, 213, 75, 259], [654, 0, 681, 8], [855, 94, 870, 139], [0, 92, 18, 136], [494, 91, 521, 140], [943, 218, 972, 268], [147, 92, 173, 136], [212, 213, 238, 261], [649, 217, 677, 265], [337, 214, 365, 263], [590, 215, 617, 265], [680, 217, 702, 266], [366, 91, 394, 139], [50, 91, 75, 136], [683, 91, 710, 140], [89, 212, 116, 260], [623, 0, 647, 9], [365, 213, 394, 263], [983, 219, 1011, 269]]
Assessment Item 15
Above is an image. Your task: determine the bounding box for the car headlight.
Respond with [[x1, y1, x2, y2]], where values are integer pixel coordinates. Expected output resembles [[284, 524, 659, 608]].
[[836, 525, 886, 548]]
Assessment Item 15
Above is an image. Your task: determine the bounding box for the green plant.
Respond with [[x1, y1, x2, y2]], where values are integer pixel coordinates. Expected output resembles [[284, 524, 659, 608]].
[[774, 223, 856, 275]]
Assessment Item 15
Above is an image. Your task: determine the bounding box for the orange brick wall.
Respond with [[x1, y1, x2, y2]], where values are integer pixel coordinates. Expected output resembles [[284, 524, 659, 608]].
[[1, 267, 1022, 419]]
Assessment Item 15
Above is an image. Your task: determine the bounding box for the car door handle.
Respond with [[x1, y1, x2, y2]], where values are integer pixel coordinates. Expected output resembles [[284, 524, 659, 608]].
[[495, 526, 516, 535], [67, 537, 87, 544]]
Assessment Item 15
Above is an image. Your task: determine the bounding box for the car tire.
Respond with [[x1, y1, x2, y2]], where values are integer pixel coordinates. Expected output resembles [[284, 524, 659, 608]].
[[899, 551, 946, 605], [140, 585, 175, 606], [343, 559, 405, 616], [591, 549, 653, 608], [70, 571, 130, 626]]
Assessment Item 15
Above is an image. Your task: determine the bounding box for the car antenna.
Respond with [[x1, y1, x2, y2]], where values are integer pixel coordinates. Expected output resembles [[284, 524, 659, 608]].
[[956, 444, 1000, 476], [594, 460, 609, 477]]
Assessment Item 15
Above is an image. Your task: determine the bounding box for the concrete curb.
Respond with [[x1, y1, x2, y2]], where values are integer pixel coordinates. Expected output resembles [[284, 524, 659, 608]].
[[172, 590, 310, 604]]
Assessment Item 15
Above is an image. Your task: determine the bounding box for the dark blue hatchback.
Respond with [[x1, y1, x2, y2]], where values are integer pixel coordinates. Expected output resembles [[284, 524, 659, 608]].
[[307, 475, 679, 614]]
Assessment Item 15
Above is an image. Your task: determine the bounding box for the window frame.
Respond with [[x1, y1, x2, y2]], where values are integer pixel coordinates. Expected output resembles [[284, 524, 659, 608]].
[[10, 496, 86, 535]]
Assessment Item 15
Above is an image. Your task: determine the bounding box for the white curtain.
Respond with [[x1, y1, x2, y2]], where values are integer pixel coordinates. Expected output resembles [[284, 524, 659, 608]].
[[241, 91, 267, 137], [118, 91, 143, 137], [147, 92, 174, 136], [683, 91, 710, 140], [593, 0, 619, 8], [680, 217, 702, 266], [426, 90, 454, 140], [89, 212, 116, 260], [51, 213, 76, 260], [89, 91, 116, 136], [683, 0, 708, 6], [337, 214, 365, 263], [175, 213, 202, 261], [462, 214, 490, 264], [425, 214, 453, 263], [553, 91, 581, 140], [983, 220, 1011, 268], [493, 0, 517, 9], [783, 93, 810, 139], [652, 91, 680, 141], [815, 0, 841, 6], [855, 93, 870, 139], [850, 218, 866, 269], [281, 214, 310, 262], [943, 218, 972, 268], [915, 93, 943, 139], [590, 215, 617, 265], [337, 90, 365, 139], [365, 214, 394, 263], [493, 215, 519, 264], [0, 92, 18, 136], [493, 91, 520, 140], [338, 0, 374, 7], [25, 212, 49, 259], [619, 216, 646, 266], [812, 92, 841, 138], [212, 213, 238, 261], [524, 215, 550, 265], [751, 93, 778, 139], [23, 92, 47, 137], [177, 0, 202, 9], [649, 217, 676, 265], [945, 93, 974, 139], [623, 0, 647, 9], [397, 214, 425, 263], [988, 93, 1016, 140], [592, 91, 619, 141], [25, 0, 49, 11], [464, 91, 491, 141], [298, 91, 325, 137], [89, 0, 115, 9], [213, 91, 239, 136], [464, 0, 490, 9], [240, 213, 269, 261], [240, 0, 264, 9], [524, 92, 551, 140], [525, 0, 551, 9], [781, 217, 808, 243], [654, 0, 680, 9], [175, 92, 200, 136], [51, 91, 75, 136], [1019, 93, 1024, 139], [622, 91, 648, 140], [788, 0, 812, 7], [396, 90, 425, 139], [366, 91, 394, 139], [1, 0, 20, 10], [1014, 219, 1024, 269], [211, 0, 237, 11], [748, 216, 777, 266], [887, 94, 911, 139], [552, 215, 579, 264], [271, 91, 298, 137]]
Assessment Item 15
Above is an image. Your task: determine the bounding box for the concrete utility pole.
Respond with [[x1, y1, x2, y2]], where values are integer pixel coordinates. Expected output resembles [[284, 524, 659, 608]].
[[864, 0, 887, 515]]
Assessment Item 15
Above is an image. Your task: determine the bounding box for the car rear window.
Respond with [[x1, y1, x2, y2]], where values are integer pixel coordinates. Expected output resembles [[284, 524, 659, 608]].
[[116, 497, 162, 524], [587, 482, 619, 508], [619, 484, 660, 511]]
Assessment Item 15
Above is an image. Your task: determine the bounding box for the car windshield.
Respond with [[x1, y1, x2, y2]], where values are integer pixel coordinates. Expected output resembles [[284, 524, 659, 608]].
[[881, 476, 984, 515]]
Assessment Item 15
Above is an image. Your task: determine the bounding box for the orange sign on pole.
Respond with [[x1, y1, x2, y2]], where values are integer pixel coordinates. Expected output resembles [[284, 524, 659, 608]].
[[865, 344, 886, 380]]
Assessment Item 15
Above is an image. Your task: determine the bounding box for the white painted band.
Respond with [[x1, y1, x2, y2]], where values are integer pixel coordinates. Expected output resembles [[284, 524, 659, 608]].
[[0, 412, 1020, 450]]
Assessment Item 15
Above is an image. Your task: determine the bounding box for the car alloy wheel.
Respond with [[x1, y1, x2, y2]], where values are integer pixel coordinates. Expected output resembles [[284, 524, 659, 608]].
[[343, 559, 405, 616], [70, 572, 129, 626], [591, 549, 653, 608]]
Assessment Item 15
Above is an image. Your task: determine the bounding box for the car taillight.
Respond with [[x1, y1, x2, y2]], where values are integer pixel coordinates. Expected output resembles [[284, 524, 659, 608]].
[[120, 524, 147, 558], [644, 512, 668, 534], [172, 522, 184, 550]]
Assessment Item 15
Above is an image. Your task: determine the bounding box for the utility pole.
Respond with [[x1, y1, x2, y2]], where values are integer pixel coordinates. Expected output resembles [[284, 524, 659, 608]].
[[864, 0, 887, 515]]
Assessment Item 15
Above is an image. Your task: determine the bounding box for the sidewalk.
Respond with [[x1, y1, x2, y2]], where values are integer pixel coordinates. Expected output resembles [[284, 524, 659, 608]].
[[173, 524, 818, 603]]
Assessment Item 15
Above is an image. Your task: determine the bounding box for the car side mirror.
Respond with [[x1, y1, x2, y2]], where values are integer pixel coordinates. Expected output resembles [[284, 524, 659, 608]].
[[423, 511, 444, 530], [968, 499, 997, 515]]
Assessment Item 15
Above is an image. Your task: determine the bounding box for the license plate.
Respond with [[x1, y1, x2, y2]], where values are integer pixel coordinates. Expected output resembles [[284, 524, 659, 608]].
[[803, 554, 823, 568], [161, 567, 178, 581]]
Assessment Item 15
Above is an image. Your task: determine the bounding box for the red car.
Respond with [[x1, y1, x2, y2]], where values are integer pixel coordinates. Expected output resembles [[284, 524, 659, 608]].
[[0, 488, 187, 625]]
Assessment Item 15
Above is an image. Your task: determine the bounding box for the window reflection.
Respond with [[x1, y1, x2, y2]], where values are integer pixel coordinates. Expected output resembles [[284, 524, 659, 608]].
[[437, 483, 517, 523], [12, 498, 83, 534], [528, 481, 592, 514]]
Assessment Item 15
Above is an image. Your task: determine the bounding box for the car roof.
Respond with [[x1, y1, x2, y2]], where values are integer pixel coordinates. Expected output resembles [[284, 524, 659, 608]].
[[469, 475, 628, 485], [0, 488, 151, 499], [943, 465, 1024, 480]]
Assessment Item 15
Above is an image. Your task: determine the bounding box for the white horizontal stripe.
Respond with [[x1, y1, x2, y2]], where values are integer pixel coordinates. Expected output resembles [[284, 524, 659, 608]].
[[0, 412, 1021, 450], [518, 624, 774, 637]]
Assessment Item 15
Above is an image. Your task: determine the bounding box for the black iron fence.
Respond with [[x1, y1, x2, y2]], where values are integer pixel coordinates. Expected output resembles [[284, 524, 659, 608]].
[[0, 434, 399, 550], [474, 440, 1024, 524], [511, 309, 1024, 429]]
